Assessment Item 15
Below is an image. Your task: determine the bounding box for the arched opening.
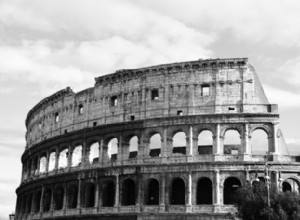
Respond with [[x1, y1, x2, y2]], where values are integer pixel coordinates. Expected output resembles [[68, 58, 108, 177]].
[[146, 178, 159, 205], [58, 148, 68, 169], [172, 132, 186, 155], [34, 191, 41, 213], [198, 130, 213, 155], [171, 178, 185, 205], [129, 136, 138, 158], [197, 178, 213, 204], [54, 186, 64, 210], [121, 178, 136, 206], [224, 130, 241, 155], [224, 177, 241, 204], [33, 156, 38, 175], [39, 155, 47, 174], [107, 138, 118, 160], [43, 188, 52, 212], [83, 182, 95, 208], [21, 195, 26, 214], [149, 133, 161, 157], [251, 129, 269, 155], [89, 142, 99, 164], [282, 178, 299, 193], [48, 151, 56, 172], [71, 145, 82, 167], [26, 193, 33, 213], [102, 180, 115, 207], [67, 184, 78, 209]]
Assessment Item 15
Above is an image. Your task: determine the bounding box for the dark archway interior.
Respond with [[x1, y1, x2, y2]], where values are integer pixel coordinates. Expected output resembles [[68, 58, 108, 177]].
[[67, 184, 78, 208], [282, 181, 292, 192], [34, 191, 41, 213], [54, 186, 64, 210], [26, 193, 33, 213], [197, 178, 212, 204], [83, 183, 95, 208], [122, 179, 136, 206], [43, 188, 52, 212], [224, 177, 241, 205], [102, 180, 115, 207], [147, 179, 159, 205], [171, 178, 185, 205]]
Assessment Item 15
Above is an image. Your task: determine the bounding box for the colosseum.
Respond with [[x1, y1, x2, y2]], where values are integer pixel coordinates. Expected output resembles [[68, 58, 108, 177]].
[[15, 58, 300, 220]]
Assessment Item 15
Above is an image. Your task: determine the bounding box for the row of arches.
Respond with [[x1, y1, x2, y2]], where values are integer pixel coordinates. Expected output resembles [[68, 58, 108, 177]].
[[17, 176, 241, 215], [23, 128, 270, 180]]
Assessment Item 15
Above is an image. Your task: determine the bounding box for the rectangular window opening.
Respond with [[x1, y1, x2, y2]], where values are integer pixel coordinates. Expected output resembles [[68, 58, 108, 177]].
[[177, 110, 183, 116], [228, 107, 235, 111], [93, 122, 97, 127], [111, 96, 118, 106], [130, 115, 135, 121], [201, 84, 210, 96], [55, 112, 59, 123], [151, 89, 159, 100]]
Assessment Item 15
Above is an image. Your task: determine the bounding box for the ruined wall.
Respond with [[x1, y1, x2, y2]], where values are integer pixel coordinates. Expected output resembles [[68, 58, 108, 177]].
[[25, 58, 277, 149]]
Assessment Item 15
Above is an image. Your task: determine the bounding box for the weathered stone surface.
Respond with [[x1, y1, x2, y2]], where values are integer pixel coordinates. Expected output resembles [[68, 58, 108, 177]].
[[15, 58, 300, 220]]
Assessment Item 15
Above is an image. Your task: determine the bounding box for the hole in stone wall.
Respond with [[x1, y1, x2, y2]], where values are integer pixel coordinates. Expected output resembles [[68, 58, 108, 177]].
[[131, 115, 135, 121], [171, 178, 185, 205], [146, 178, 159, 205], [93, 122, 97, 127], [71, 145, 82, 167], [102, 180, 115, 207], [55, 112, 59, 123], [129, 136, 138, 158], [197, 178, 212, 204], [78, 104, 83, 114], [198, 130, 213, 155], [67, 184, 78, 209], [54, 186, 64, 210], [172, 132, 186, 155], [83, 183, 95, 208], [149, 133, 161, 157], [48, 152, 56, 172], [58, 148, 68, 169], [89, 142, 99, 164], [110, 96, 118, 107], [151, 89, 159, 100], [201, 84, 210, 96], [177, 110, 183, 116], [107, 138, 118, 160], [121, 178, 136, 206]]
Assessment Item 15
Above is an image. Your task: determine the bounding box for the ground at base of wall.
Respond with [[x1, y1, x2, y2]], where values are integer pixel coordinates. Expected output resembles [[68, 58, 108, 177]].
[[41, 213, 236, 220]]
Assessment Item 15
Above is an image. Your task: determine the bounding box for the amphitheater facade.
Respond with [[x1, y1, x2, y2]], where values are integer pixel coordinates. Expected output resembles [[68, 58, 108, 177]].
[[15, 58, 300, 220]]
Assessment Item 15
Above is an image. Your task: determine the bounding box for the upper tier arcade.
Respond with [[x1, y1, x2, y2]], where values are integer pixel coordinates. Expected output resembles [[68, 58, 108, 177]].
[[25, 58, 278, 149]]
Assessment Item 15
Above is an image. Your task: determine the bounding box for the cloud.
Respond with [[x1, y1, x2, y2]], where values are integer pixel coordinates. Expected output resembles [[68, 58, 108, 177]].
[[264, 85, 300, 109], [136, 0, 300, 48], [276, 56, 300, 87]]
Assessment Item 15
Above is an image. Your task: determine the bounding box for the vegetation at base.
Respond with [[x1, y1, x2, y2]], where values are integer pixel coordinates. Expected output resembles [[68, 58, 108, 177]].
[[235, 182, 300, 220]]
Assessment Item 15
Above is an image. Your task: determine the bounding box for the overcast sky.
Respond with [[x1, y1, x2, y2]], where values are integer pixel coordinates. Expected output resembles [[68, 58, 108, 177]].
[[1, 0, 300, 219]]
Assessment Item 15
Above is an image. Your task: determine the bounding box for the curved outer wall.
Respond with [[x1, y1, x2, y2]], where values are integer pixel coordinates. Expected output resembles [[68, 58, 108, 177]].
[[15, 58, 300, 220]]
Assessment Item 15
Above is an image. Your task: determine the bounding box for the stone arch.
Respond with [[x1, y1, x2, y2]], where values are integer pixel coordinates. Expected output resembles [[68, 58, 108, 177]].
[[106, 137, 118, 160], [281, 177, 300, 193], [172, 131, 187, 155], [34, 190, 41, 213], [82, 182, 95, 208], [39, 154, 47, 174], [149, 133, 162, 157], [102, 180, 115, 207], [198, 129, 213, 155], [171, 177, 185, 205], [223, 177, 241, 204], [250, 125, 271, 138], [25, 192, 33, 213], [53, 185, 64, 210], [67, 183, 78, 209], [48, 151, 56, 172], [146, 178, 159, 205], [42, 187, 52, 212], [58, 148, 68, 169], [251, 128, 269, 155], [196, 177, 213, 204], [71, 144, 82, 167], [223, 129, 241, 155], [89, 142, 99, 164], [129, 136, 138, 158], [121, 178, 136, 206]]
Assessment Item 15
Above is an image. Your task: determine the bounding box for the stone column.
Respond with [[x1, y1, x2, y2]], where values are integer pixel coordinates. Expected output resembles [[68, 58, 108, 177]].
[[36, 155, 40, 176], [45, 152, 50, 173], [213, 170, 220, 206], [50, 184, 54, 211], [63, 181, 67, 211], [270, 123, 279, 154], [67, 145, 72, 168], [39, 186, 44, 212], [160, 175, 165, 211], [95, 177, 99, 208], [186, 172, 193, 212], [242, 124, 251, 160], [187, 126, 194, 156], [81, 140, 87, 167], [213, 124, 221, 160], [55, 148, 59, 170], [117, 136, 123, 163], [114, 174, 119, 207], [77, 178, 81, 209], [99, 139, 104, 164], [161, 127, 168, 157]]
